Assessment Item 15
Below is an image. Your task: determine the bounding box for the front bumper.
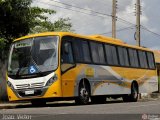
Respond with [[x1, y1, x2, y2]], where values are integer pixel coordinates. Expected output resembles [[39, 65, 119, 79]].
[[9, 87, 48, 99]]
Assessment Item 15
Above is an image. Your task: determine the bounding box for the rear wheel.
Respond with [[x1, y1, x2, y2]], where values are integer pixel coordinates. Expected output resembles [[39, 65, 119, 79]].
[[130, 83, 138, 102], [75, 80, 90, 105], [123, 83, 138, 102]]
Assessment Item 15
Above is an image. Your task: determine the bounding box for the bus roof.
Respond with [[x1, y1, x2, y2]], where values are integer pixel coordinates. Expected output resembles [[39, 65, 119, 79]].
[[14, 32, 152, 52]]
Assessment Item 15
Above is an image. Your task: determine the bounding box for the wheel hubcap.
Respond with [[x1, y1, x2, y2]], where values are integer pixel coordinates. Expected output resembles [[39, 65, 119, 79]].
[[80, 88, 88, 97], [80, 87, 89, 102]]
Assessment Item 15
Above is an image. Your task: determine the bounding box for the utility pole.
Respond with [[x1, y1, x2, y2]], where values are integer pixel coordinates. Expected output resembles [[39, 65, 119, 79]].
[[112, 0, 117, 38], [136, 0, 141, 46]]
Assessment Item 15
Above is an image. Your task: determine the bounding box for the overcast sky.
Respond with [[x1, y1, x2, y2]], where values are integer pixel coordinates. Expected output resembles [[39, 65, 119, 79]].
[[33, 0, 160, 49]]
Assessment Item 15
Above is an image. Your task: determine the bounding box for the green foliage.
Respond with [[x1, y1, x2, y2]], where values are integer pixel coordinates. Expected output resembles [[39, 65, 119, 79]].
[[30, 18, 73, 33], [0, 0, 33, 42], [0, 0, 73, 51], [0, 38, 6, 50]]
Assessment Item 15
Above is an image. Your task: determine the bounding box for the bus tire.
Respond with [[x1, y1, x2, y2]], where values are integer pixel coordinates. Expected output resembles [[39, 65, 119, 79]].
[[130, 82, 138, 102], [123, 82, 138, 102], [91, 96, 106, 104], [75, 80, 90, 105]]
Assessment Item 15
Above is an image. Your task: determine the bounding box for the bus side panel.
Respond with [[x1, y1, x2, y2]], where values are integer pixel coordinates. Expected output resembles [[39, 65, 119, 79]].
[[93, 66, 158, 95], [91, 66, 131, 95], [112, 67, 158, 93], [138, 75, 158, 93], [62, 64, 131, 97], [61, 64, 87, 97], [61, 64, 158, 98]]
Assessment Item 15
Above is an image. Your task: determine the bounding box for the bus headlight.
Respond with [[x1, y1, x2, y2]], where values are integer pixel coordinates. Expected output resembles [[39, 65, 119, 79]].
[[45, 74, 58, 86], [7, 81, 14, 89]]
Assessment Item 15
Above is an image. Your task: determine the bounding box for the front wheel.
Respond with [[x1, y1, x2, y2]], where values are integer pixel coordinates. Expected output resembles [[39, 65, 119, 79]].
[[75, 81, 90, 105]]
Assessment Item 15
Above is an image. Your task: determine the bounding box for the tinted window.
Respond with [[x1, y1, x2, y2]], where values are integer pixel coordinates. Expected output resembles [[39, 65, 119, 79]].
[[73, 39, 91, 63], [97, 43, 105, 64], [128, 49, 139, 67], [73, 39, 83, 62], [118, 47, 129, 66], [82, 40, 91, 63], [138, 51, 148, 68], [105, 44, 118, 65], [147, 52, 155, 69], [90, 41, 105, 64]]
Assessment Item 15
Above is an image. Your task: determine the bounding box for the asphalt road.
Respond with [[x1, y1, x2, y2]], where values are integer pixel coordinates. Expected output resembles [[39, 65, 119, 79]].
[[0, 99, 160, 120]]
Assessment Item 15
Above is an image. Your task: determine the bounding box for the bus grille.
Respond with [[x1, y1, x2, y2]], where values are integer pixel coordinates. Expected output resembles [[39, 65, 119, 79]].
[[16, 82, 45, 89]]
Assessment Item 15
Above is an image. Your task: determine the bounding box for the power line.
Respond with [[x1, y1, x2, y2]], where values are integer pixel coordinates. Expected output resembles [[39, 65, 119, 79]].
[[36, 0, 137, 26], [117, 17, 135, 26], [35, 0, 110, 19], [51, 0, 137, 26], [141, 26, 160, 37], [100, 26, 135, 35], [39, 0, 111, 17], [35, 0, 160, 39], [50, 0, 111, 17]]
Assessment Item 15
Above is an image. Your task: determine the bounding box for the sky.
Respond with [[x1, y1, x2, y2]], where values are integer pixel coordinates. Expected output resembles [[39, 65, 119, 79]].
[[33, 0, 160, 50]]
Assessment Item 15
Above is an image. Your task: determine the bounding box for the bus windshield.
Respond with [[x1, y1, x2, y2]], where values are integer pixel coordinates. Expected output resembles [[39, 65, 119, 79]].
[[8, 36, 59, 78]]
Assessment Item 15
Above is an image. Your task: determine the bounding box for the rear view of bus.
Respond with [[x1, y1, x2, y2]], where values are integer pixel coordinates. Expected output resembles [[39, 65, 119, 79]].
[[7, 34, 61, 105]]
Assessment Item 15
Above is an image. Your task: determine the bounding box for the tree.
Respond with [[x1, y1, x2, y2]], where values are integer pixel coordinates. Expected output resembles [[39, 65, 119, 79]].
[[0, 0, 72, 58], [29, 6, 73, 33], [0, 0, 73, 101], [30, 18, 72, 34]]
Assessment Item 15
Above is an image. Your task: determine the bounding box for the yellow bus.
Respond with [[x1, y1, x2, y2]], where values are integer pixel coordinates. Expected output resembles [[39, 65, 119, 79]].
[[7, 32, 158, 105]]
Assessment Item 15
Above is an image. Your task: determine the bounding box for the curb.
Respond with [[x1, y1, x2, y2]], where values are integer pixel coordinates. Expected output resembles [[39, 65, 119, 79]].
[[0, 101, 74, 109], [0, 102, 30, 109], [0, 105, 17, 109]]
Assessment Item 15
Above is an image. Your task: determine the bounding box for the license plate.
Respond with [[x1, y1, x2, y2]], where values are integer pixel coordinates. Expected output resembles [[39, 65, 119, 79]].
[[25, 90, 34, 95]]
